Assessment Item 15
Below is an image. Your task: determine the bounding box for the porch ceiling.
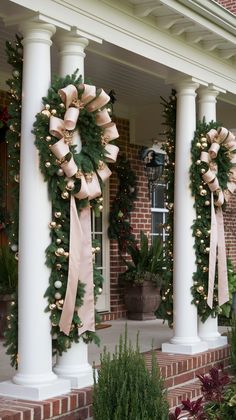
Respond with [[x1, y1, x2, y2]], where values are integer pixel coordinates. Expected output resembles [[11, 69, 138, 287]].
[[0, 0, 235, 110], [128, 0, 236, 60]]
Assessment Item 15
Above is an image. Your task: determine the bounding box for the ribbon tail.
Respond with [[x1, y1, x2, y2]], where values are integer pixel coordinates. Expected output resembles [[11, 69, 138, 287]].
[[207, 193, 217, 309], [216, 207, 229, 306], [77, 206, 95, 335], [59, 195, 82, 335]]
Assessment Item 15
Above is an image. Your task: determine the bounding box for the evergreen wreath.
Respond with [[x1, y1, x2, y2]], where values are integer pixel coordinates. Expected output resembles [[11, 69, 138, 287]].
[[108, 154, 137, 254], [190, 120, 236, 321], [33, 72, 119, 354]]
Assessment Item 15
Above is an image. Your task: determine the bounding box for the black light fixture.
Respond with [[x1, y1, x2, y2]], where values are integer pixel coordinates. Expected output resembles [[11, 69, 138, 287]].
[[141, 140, 166, 190]]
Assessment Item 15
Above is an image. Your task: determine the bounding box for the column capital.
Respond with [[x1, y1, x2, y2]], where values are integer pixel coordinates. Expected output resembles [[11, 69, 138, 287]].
[[173, 78, 199, 97], [56, 31, 89, 58], [19, 21, 56, 46], [198, 85, 220, 101]]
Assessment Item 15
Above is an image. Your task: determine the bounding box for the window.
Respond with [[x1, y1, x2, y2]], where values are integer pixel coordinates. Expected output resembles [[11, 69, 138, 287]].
[[91, 182, 110, 312], [151, 181, 168, 241]]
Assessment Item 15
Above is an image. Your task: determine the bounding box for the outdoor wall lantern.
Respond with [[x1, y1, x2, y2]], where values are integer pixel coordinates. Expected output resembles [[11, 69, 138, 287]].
[[141, 140, 166, 191]]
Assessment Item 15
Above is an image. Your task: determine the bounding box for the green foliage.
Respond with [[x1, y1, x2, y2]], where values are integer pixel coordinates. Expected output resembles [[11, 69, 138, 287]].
[[93, 327, 169, 420], [190, 119, 235, 321], [0, 245, 18, 295], [230, 313, 236, 374], [108, 154, 137, 253], [203, 383, 236, 419], [119, 231, 163, 286], [155, 90, 176, 327]]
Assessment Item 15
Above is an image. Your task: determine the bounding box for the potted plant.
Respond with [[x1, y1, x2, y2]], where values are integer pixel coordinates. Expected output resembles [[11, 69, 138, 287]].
[[0, 245, 17, 337], [120, 231, 163, 320]]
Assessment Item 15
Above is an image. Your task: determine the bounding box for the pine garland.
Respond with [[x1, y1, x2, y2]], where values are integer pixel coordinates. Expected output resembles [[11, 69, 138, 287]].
[[156, 90, 176, 327], [3, 35, 23, 368], [33, 72, 116, 354], [108, 154, 137, 253]]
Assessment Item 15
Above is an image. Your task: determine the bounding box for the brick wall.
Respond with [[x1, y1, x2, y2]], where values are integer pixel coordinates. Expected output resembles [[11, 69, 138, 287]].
[[105, 117, 152, 321], [216, 0, 236, 13]]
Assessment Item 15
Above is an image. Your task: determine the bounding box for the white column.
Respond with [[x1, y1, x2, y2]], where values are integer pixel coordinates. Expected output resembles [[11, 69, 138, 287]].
[[53, 32, 93, 388], [162, 80, 208, 355], [0, 22, 70, 401], [197, 85, 227, 348]]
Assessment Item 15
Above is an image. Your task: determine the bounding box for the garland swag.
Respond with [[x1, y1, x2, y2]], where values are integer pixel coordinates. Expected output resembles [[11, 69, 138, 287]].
[[108, 154, 137, 254], [33, 72, 118, 354]]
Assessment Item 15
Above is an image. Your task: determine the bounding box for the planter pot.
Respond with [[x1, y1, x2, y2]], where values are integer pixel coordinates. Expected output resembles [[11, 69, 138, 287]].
[[0, 294, 12, 338], [124, 281, 161, 320]]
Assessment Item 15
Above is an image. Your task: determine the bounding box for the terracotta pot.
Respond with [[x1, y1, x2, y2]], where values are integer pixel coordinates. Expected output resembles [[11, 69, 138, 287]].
[[124, 281, 161, 320]]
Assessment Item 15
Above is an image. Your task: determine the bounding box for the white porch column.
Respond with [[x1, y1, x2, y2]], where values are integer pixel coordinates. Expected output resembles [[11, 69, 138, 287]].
[[197, 85, 227, 348], [53, 32, 93, 388], [0, 22, 70, 400], [162, 79, 208, 355]]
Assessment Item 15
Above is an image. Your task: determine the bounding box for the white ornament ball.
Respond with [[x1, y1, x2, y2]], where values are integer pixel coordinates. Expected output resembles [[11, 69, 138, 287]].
[[55, 292, 62, 300], [54, 280, 62, 289]]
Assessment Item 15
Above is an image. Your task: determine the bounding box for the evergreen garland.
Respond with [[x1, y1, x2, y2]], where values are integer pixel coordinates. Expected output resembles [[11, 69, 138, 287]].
[[190, 119, 234, 321], [3, 35, 23, 368], [156, 90, 176, 327], [108, 154, 137, 253], [33, 72, 117, 354]]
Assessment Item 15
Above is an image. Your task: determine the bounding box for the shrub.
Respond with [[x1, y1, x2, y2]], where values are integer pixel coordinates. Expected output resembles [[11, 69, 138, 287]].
[[93, 327, 169, 420]]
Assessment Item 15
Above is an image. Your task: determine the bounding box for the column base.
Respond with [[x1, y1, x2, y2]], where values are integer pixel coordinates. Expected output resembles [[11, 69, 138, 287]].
[[200, 335, 227, 349], [162, 338, 208, 355], [53, 362, 94, 388], [0, 378, 70, 401]]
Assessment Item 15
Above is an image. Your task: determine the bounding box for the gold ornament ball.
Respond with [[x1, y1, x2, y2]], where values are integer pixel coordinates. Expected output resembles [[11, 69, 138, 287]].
[[196, 142, 201, 148], [196, 229, 202, 237], [99, 205, 103, 211], [46, 136, 51, 142], [55, 247, 65, 256], [56, 238, 62, 244], [197, 286, 204, 292], [54, 280, 62, 289], [205, 200, 210, 206], [56, 263, 62, 270], [41, 109, 51, 117], [98, 287, 103, 294], [205, 247, 210, 253], [45, 104, 50, 110], [57, 168, 64, 176], [196, 160, 201, 165], [200, 189, 207, 196], [197, 215, 201, 219], [201, 137, 207, 143], [66, 180, 75, 191], [202, 142, 208, 148], [55, 292, 62, 300], [59, 103, 65, 108], [64, 251, 69, 258], [51, 109, 57, 115], [201, 168, 206, 174], [61, 191, 69, 199], [45, 161, 51, 168], [195, 300, 199, 304], [55, 212, 62, 218], [49, 221, 57, 228]]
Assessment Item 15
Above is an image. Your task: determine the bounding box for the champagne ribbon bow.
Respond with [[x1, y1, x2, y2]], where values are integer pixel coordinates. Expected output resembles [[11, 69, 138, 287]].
[[48, 84, 119, 335], [200, 127, 236, 308]]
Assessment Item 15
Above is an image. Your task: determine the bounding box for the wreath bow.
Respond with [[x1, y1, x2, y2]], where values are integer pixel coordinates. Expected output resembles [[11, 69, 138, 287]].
[[200, 127, 236, 308], [48, 83, 119, 335]]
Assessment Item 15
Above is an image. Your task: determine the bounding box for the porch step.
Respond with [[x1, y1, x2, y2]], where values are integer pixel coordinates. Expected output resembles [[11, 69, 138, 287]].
[[0, 345, 231, 419]]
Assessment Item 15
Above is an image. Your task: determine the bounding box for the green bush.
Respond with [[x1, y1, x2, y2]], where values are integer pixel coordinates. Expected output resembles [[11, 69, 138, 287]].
[[93, 327, 169, 420]]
